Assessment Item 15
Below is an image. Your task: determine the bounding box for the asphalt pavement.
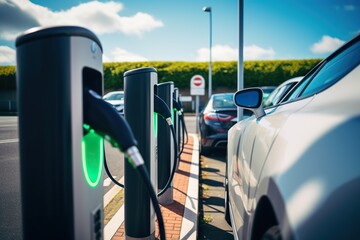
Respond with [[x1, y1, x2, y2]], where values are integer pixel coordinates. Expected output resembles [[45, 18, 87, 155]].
[[198, 150, 233, 239], [185, 113, 234, 239], [0, 117, 22, 240]]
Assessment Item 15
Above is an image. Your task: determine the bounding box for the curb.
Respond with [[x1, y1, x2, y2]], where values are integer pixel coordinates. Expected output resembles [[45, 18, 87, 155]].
[[180, 133, 199, 239]]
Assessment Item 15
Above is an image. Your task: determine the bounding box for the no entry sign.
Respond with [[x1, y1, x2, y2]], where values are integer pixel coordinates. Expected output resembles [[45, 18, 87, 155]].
[[190, 75, 205, 95]]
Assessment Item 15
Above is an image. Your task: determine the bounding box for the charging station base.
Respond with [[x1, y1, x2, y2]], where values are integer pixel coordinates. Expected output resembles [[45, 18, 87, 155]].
[[158, 187, 174, 205]]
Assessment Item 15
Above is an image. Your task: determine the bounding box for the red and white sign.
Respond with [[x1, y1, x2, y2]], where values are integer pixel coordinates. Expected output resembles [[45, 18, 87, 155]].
[[190, 75, 205, 95]]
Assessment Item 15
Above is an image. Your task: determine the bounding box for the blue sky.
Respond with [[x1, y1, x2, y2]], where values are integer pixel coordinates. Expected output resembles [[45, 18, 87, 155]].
[[0, 0, 359, 65]]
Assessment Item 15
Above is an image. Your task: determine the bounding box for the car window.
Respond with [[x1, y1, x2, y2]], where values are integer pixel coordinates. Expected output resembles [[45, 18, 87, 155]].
[[263, 82, 296, 108], [284, 38, 360, 102], [104, 93, 124, 101], [212, 94, 236, 109], [299, 40, 360, 97]]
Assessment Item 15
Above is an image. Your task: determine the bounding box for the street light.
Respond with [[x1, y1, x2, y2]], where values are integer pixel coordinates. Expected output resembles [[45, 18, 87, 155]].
[[203, 6, 212, 98]]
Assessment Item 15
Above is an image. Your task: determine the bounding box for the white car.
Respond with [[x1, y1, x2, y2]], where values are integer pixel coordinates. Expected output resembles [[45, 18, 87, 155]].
[[103, 91, 124, 114], [263, 76, 303, 108], [225, 34, 360, 240]]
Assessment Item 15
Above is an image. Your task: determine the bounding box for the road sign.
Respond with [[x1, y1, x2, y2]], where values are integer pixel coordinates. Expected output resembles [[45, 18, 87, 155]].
[[190, 75, 205, 96]]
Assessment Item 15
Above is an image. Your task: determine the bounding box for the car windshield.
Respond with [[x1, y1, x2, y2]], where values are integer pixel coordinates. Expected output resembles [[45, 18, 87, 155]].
[[212, 94, 236, 109], [103, 92, 124, 101]]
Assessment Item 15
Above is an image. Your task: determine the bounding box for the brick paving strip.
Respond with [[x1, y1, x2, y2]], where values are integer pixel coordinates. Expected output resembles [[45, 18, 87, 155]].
[[108, 134, 198, 240]]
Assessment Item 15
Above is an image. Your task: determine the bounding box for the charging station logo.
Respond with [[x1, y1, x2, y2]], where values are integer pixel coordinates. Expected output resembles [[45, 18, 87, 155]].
[[91, 42, 98, 54]]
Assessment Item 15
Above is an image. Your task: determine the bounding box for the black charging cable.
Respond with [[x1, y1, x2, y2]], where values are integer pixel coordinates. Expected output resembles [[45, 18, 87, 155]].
[[172, 99, 185, 157], [104, 153, 124, 188], [83, 88, 165, 240], [177, 98, 188, 145], [154, 94, 179, 197]]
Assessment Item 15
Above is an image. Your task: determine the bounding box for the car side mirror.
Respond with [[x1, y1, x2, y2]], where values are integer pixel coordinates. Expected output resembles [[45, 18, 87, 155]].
[[234, 88, 265, 118]]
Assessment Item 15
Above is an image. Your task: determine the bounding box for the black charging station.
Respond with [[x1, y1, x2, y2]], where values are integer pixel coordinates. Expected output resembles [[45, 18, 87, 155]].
[[124, 68, 157, 239], [173, 88, 180, 155], [156, 82, 174, 205], [16, 26, 104, 240]]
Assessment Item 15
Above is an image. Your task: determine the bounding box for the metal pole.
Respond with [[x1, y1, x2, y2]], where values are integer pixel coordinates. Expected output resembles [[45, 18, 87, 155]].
[[209, 9, 213, 98], [237, 0, 244, 122], [195, 95, 199, 133]]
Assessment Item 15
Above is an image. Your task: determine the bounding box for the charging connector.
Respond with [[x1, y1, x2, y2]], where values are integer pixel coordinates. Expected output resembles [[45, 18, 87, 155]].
[[154, 94, 173, 126]]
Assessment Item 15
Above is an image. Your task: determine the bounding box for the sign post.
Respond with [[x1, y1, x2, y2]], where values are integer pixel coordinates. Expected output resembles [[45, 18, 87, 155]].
[[190, 75, 205, 133]]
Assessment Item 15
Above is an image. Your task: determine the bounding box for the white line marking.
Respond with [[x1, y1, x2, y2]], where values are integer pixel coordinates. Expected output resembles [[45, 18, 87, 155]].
[[103, 176, 124, 208], [103, 176, 118, 187], [0, 139, 18, 144], [104, 204, 124, 240], [0, 125, 17, 128]]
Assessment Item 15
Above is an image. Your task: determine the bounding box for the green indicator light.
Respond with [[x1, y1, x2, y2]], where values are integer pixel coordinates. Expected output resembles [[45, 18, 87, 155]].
[[82, 126, 104, 188], [153, 112, 158, 137]]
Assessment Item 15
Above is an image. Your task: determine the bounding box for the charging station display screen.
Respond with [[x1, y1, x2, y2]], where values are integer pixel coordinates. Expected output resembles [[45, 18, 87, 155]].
[[82, 125, 104, 188]]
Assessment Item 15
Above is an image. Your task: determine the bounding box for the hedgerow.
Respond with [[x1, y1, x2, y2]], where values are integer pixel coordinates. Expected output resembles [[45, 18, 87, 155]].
[[0, 59, 322, 91]]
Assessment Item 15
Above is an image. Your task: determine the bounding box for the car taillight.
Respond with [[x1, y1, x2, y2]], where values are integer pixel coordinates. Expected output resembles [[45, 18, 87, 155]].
[[217, 113, 234, 122], [204, 113, 219, 121], [204, 113, 235, 122]]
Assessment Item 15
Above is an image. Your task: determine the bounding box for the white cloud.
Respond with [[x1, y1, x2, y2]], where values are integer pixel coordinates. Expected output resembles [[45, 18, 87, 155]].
[[344, 5, 355, 11], [311, 35, 345, 54], [0, 0, 164, 40], [107, 48, 148, 62], [0, 32, 20, 41], [196, 44, 275, 61], [196, 45, 237, 61], [0, 46, 16, 64], [244, 45, 275, 60]]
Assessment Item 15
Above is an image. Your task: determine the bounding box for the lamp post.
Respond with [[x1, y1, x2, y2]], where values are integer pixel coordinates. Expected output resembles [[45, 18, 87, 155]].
[[203, 6, 212, 98]]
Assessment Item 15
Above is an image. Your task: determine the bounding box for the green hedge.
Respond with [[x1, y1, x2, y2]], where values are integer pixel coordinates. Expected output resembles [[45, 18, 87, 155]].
[[0, 59, 321, 91], [0, 66, 16, 90]]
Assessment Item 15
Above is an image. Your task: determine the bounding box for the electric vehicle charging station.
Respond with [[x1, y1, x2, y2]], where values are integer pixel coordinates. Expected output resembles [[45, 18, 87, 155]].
[[124, 68, 157, 239], [173, 88, 180, 154], [16, 26, 104, 240], [156, 82, 174, 205]]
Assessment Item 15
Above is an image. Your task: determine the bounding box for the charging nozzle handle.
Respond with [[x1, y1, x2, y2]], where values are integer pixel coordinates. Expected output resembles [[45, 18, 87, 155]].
[[83, 88, 137, 153], [154, 94, 172, 125], [172, 98, 182, 115]]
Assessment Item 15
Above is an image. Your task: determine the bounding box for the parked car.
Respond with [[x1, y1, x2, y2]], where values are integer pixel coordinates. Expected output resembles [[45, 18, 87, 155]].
[[198, 93, 238, 155], [225, 34, 360, 240], [259, 86, 276, 102], [103, 91, 124, 115], [199, 88, 276, 155], [263, 77, 303, 108]]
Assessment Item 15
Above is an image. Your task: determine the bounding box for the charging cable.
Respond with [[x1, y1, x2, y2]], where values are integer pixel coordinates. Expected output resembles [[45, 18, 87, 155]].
[[83, 88, 166, 240], [177, 98, 188, 145], [172, 99, 186, 157], [154, 94, 179, 197], [104, 153, 124, 188]]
